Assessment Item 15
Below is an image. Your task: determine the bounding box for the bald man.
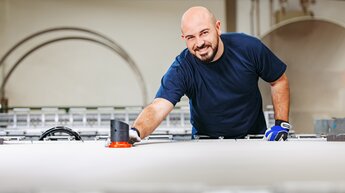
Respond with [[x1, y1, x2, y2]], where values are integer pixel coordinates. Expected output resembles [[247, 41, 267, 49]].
[[129, 6, 290, 143]]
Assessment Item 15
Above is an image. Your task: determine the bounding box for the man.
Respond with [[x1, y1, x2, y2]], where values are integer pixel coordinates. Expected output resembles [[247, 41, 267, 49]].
[[129, 6, 290, 143]]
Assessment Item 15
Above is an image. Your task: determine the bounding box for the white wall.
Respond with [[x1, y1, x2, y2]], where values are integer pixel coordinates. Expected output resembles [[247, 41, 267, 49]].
[[236, 0, 345, 36], [236, 0, 345, 133], [0, 0, 226, 107], [313, 0, 345, 25]]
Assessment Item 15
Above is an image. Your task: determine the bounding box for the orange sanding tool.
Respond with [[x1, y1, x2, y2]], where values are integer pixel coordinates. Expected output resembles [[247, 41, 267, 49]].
[[108, 120, 132, 148]]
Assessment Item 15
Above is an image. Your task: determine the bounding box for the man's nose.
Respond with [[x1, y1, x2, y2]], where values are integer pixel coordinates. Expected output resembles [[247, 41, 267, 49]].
[[195, 37, 205, 48]]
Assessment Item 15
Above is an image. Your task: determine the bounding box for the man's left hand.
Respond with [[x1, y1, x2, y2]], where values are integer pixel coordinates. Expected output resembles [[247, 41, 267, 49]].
[[264, 120, 290, 141]]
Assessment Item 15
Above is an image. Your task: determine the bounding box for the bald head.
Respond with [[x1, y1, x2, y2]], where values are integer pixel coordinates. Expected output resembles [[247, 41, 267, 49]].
[[180, 6, 223, 63], [181, 6, 216, 33]]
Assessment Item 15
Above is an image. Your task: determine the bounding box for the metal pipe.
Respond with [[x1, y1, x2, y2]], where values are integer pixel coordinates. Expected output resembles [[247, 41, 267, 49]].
[[270, 0, 274, 26], [0, 36, 148, 106], [0, 27, 122, 68], [0, 27, 148, 106], [256, 0, 261, 36], [250, 0, 255, 35]]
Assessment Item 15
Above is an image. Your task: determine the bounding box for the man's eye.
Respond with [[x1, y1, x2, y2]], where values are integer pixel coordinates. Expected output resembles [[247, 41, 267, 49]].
[[186, 36, 194, 40], [201, 31, 209, 36]]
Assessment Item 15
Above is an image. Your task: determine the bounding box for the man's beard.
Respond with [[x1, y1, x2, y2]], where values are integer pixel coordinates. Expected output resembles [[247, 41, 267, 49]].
[[195, 39, 219, 63]]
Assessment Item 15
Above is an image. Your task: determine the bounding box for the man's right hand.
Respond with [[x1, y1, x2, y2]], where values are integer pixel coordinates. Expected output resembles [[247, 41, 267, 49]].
[[264, 120, 291, 141], [129, 127, 141, 144]]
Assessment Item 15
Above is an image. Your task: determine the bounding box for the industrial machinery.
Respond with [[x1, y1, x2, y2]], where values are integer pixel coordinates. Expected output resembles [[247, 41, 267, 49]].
[[0, 106, 192, 141]]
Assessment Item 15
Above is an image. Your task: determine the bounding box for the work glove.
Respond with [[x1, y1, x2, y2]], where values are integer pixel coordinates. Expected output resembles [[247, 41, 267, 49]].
[[264, 120, 291, 141], [128, 127, 141, 144]]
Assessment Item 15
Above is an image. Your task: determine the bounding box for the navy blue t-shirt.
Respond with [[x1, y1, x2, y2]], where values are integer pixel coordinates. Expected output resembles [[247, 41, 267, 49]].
[[156, 33, 286, 138]]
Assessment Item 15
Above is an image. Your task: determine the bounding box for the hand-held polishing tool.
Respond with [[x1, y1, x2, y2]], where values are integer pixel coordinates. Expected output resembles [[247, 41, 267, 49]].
[[108, 119, 132, 148]]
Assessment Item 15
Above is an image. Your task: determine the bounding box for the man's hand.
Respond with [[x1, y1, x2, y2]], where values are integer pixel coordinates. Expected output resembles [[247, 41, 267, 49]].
[[128, 127, 141, 144], [264, 120, 290, 141]]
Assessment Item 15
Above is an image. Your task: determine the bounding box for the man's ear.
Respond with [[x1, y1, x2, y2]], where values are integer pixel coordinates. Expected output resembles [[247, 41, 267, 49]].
[[216, 20, 222, 35]]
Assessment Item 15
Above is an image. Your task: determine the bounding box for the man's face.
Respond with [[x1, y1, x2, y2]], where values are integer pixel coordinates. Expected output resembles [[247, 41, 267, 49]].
[[181, 20, 221, 63]]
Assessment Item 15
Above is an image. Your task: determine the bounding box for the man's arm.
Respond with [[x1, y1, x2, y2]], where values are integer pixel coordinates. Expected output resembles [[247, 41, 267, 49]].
[[132, 98, 174, 139], [270, 73, 290, 122], [264, 73, 290, 141]]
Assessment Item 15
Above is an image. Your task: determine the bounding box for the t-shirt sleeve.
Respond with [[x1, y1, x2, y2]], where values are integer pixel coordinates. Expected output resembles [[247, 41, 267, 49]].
[[253, 39, 287, 82], [155, 60, 187, 106]]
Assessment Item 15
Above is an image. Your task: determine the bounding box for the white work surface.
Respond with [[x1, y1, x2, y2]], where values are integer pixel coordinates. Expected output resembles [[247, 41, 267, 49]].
[[0, 139, 345, 193]]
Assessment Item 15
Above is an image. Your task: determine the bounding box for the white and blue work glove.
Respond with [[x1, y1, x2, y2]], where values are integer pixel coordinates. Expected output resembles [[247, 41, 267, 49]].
[[128, 127, 141, 144], [264, 120, 291, 141]]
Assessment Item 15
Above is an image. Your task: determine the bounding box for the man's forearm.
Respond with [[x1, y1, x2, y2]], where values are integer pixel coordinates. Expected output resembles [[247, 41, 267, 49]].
[[132, 98, 174, 138], [270, 73, 290, 122]]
